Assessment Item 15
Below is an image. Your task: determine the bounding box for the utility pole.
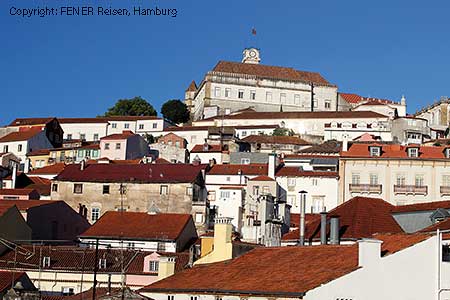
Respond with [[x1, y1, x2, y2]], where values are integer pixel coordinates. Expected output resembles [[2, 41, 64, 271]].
[[92, 238, 99, 300]]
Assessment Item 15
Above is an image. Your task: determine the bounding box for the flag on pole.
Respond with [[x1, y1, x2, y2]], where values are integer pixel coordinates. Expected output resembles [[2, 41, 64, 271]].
[[252, 28, 257, 35]]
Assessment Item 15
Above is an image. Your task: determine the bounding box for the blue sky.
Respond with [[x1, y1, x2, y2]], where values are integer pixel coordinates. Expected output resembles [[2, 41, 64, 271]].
[[1, 0, 450, 124]]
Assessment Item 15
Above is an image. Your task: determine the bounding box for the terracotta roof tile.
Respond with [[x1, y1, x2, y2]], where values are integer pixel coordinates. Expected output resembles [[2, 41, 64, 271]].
[[390, 200, 450, 213], [8, 118, 55, 126], [374, 233, 431, 255], [342, 143, 450, 159], [191, 144, 222, 153], [0, 129, 42, 143], [213, 61, 332, 86], [141, 245, 358, 296], [283, 196, 404, 241], [340, 93, 364, 104], [0, 189, 38, 196], [275, 167, 338, 178], [56, 163, 205, 183], [0, 270, 26, 293], [186, 80, 197, 92], [106, 116, 161, 121], [28, 163, 66, 175], [80, 212, 195, 241], [0, 200, 57, 211], [58, 118, 109, 124], [207, 164, 268, 176], [101, 130, 136, 140], [340, 93, 395, 105], [241, 135, 309, 146], [298, 140, 342, 154]]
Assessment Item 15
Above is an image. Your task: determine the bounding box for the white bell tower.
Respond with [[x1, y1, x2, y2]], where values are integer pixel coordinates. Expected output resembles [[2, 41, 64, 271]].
[[242, 48, 261, 64]]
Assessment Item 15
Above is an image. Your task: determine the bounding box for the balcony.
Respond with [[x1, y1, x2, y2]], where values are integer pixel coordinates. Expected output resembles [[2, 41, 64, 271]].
[[394, 185, 428, 195], [349, 184, 382, 194], [440, 186, 450, 196]]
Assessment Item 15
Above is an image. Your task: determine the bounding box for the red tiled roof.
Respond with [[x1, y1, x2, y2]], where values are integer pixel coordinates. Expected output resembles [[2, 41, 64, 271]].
[[141, 245, 358, 296], [80, 212, 194, 241], [28, 163, 66, 175], [186, 80, 197, 92], [342, 143, 450, 159], [191, 144, 222, 153], [0, 200, 57, 211], [58, 118, 109, 124], [340, 93, 395, 105], [106, 116, 161, 121], [101, 130, 135, 140], [0, 270, 26, 293], [298, 140, 342, 154], [391, 200, 450, 213], [0, 188, 38, 196], [56, 163, 205, 183], [154, 158, 171, 164], [340, 93, 364, 104], [241, 135, 310, 146], [419, 219, 450, 233], [213, 61, 332, 86], [207, 164, 268, 176], [374, 233, 431, 255], [283, 196, 404, 241], [27, 149, 51, 156], [0, 129, 42, 143], [289, 213, 319, 228], [164, 126, 210, 132], [249, 175, 274, 181], [8, 117, 55, 126], [275, 167, 339, 178]]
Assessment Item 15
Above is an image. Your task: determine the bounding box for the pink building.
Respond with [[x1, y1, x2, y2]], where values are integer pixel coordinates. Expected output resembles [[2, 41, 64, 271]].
[[100, 130, 149, 160]]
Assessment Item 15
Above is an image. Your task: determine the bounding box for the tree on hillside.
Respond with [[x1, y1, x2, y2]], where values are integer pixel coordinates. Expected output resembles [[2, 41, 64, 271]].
[[103, 96, 157, 116], [272, 128, 295, 136], [161, 99, 190, 124]]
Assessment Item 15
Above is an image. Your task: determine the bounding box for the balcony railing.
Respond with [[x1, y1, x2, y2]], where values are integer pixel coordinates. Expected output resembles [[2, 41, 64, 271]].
[[440, 186, 450, 196], [394, 185, 428, 195], [349, 184, 382, 194]]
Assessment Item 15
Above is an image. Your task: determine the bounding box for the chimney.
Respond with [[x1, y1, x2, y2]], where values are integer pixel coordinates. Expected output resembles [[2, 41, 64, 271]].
[[80, 159, 86, 171], [342, 135, 349, 152], [268, 153, 277, 179], [320, 212, 327, 245], [298, 191, 307, 246], [11, 163, 17, 189], [357, 238, 382, 268], [209, 159, 215, 168], [330, 216, 340, 245], [400, 95, 406, 105], [157, 256, 176, 280]]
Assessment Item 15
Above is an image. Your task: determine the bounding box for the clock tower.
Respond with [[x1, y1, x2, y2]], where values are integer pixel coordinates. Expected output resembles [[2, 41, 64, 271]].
[[242, 48, 261, 64]]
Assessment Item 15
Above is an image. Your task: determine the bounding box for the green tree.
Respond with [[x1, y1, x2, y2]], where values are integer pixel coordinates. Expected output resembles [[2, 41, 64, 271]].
[[272, 128, 295, 136], [103, 96, 157, 116], [161, 99, 190, 124]]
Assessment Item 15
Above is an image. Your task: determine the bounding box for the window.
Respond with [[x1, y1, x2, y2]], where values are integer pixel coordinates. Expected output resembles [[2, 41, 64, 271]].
[[238, 89, 244, 99], [92, 150, 99, 157], [313, 99, 318, 108], [99, 258, 107, 269], [139, 124, 144, 130], [241, 158, 251, 164], [93, 133, 99, 141], [443, 175, 450, 187], [62, 287, 74, 296], [67, 134, 72, 140], [103, 185, 110, 194], [214, 87, 221, 97], [287, 195, 297, 207], [207, 191, 216, 201], [250, 90, 256, 100], [115, 143, 121, 150], [91, 207, 100, 222], [408, 147, 419, 158], [168, 296, 175, 300], [17, 144, 22, 152], [415, 174, 424, 187], [351, 173, 360, 185], [370, 146, 381, 157], [43, 256, 51, 267], [112, 123, 117, 129], [324, 100, 331, 109], [312, 196, 325, 213], [157, 242, 166, 251], [312, 178, 318, 186], [370, 173, 378, 185], [104, 143, 110, 150], [266, 92, 272, 102], [288, 178, 296, 187], [149, 261, 159, 272], [396, 174, 406, 186], [3, 145, 8, 153], [241, 131, 247, 137], [52, 184, 58, 192], [80, 134, 86, 141], [186, 187, 193, 196], [294, 94, 301, 105], [253, 186, 260, 196], [160, 185, 168, 195], [175, 141, 180, 148], [124, 123, 130, 129], [226, 176, 231, 182], [280, 93, 286, 103], [220, 190, 230, 199], [225, 88, 231, 97], [153, 123, 157, 129], [195, 213, 203, 223], [190, 296, 198, 300], [262, 186, 270, 194], [127, 242, 135, 249], [73, 184, 83, 194]]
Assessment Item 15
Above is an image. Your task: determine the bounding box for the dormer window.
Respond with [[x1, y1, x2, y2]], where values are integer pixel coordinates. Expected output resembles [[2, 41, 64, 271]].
[[408, 147, 419, 158], [369, 146, 381, 157], [43, 256, 51, 268], [445, 148, 450, 158]]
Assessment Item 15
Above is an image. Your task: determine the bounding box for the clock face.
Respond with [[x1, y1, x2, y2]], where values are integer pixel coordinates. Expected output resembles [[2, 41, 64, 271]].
[[249, 50, 257, 57]]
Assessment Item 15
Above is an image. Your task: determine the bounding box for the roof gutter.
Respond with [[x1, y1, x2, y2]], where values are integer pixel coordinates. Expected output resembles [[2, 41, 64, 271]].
[[140, 288, 305, 298]]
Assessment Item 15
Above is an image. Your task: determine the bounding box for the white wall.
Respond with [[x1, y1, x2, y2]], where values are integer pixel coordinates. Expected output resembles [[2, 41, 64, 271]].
[[60, 123, 108, 141], [79, 238, 177, 253]]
